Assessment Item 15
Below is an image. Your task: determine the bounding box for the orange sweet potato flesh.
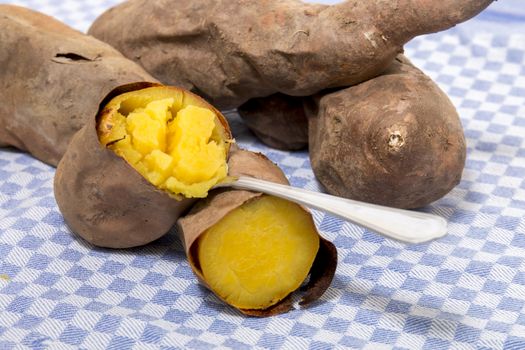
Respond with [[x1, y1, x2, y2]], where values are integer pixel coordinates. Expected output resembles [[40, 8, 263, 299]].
[[89, 0, 493, 109], [0, 5, 155, 166]]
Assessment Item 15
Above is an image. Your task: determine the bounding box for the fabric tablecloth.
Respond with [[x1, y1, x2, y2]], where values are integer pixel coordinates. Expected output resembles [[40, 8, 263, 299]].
[[1, 1, 524, 349]]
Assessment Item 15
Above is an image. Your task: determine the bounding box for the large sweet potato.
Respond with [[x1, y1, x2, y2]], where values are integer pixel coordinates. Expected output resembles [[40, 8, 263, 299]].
[[89, 0, 493, 109]]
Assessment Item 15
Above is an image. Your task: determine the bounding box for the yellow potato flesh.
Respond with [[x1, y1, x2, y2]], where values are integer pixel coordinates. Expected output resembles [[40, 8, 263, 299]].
[[197, 196, 320, 310], [98, 88, 227, 198]]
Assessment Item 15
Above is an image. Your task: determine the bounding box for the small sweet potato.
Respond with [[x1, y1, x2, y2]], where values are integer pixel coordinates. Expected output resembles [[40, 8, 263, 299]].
[[178, 147, 337, 316], [238, 93, 308, 150], [54, 83, 232, 248], [0, 5, 155, 166], [308, 55, 466, 209], [89, 0, 493, 109]]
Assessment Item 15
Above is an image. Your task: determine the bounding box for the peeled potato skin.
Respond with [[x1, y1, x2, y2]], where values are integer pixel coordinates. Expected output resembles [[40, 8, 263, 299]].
[[54, 83, 231, 249], [308, 55, 466, 209], [0, 5, 156, 166]]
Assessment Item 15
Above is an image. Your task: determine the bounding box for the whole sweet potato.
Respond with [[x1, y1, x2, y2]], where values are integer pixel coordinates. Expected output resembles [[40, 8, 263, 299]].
[[0, 5, 155, 166], [89, 0, 493, 109], [308, 55, 466, 209]]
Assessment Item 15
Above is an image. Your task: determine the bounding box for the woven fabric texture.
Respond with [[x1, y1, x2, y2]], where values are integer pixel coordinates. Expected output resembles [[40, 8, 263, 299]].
[[1, 1, 524, 349]]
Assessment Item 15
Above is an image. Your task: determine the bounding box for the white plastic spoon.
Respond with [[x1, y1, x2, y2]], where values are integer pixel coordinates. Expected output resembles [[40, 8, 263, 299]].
[[218, 176, 447, 244]]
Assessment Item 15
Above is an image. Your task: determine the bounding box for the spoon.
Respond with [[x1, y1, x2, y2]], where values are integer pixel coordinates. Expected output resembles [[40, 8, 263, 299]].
[[217, 176, 447, 244]]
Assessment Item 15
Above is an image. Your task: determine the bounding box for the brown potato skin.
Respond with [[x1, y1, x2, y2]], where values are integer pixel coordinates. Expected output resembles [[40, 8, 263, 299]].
[[178, 146, 337, 316], [89, 0, 493, 109], [238, 94, 308, 151], [308, 55, 466, 209], [54, 83, 232, 249], [0, 5, 156, 167]]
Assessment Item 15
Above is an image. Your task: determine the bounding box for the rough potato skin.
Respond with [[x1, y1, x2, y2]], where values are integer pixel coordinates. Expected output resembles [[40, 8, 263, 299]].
[[54, 83, 231, 249], [238, 94, 308, 150], [0, 5, 156, 167], [308, 55, 466, 209], [89, 0, 493, 109], [178, 146, 337, 316]]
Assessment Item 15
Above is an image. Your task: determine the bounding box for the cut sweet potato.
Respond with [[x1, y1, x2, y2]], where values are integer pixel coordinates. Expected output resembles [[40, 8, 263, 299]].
[[178, 147, 337, 315], [97, 86, 229, 199], [54, 83, 231, 248]]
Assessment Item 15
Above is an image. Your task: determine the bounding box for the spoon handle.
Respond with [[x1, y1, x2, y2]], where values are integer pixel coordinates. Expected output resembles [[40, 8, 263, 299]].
[[228, 176, 447, 244]]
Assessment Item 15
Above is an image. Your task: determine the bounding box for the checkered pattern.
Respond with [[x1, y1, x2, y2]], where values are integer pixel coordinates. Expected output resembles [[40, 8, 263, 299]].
[[1, 0, 525, 349]]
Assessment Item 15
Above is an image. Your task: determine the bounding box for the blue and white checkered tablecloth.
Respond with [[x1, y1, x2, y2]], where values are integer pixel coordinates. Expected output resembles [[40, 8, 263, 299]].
[[1, 1, 524, 349]]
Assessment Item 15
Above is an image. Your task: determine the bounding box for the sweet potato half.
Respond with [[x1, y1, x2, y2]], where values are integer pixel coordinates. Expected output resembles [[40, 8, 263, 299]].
[[0, 5, 155, 166], [54, 83, 232, 248], [89, 0, 493, 109], [178, 147, 337, 316]]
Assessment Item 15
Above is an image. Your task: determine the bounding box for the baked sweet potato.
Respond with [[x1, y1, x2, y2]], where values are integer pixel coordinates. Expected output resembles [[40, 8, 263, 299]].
[[54, 83, 232, 248], [89, 0, 493, 109], [178, 147, 337, 316], [308, 55, 466, 209], [0, 5, 155, 166], [238, 93, 308, 150]]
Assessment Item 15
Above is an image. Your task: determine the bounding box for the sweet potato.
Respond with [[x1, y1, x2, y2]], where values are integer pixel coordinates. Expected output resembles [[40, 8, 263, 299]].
[[238, 93, 308, 150], [89, 0, 493, 109], [54, 83, 232, 248], [178, 147, 337, 316], [307, 55, 466, 209], [0, 5, 155, 166]]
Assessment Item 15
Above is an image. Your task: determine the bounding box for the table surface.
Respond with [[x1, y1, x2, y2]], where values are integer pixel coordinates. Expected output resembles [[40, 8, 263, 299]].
[[1, 1, 525, 349]]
